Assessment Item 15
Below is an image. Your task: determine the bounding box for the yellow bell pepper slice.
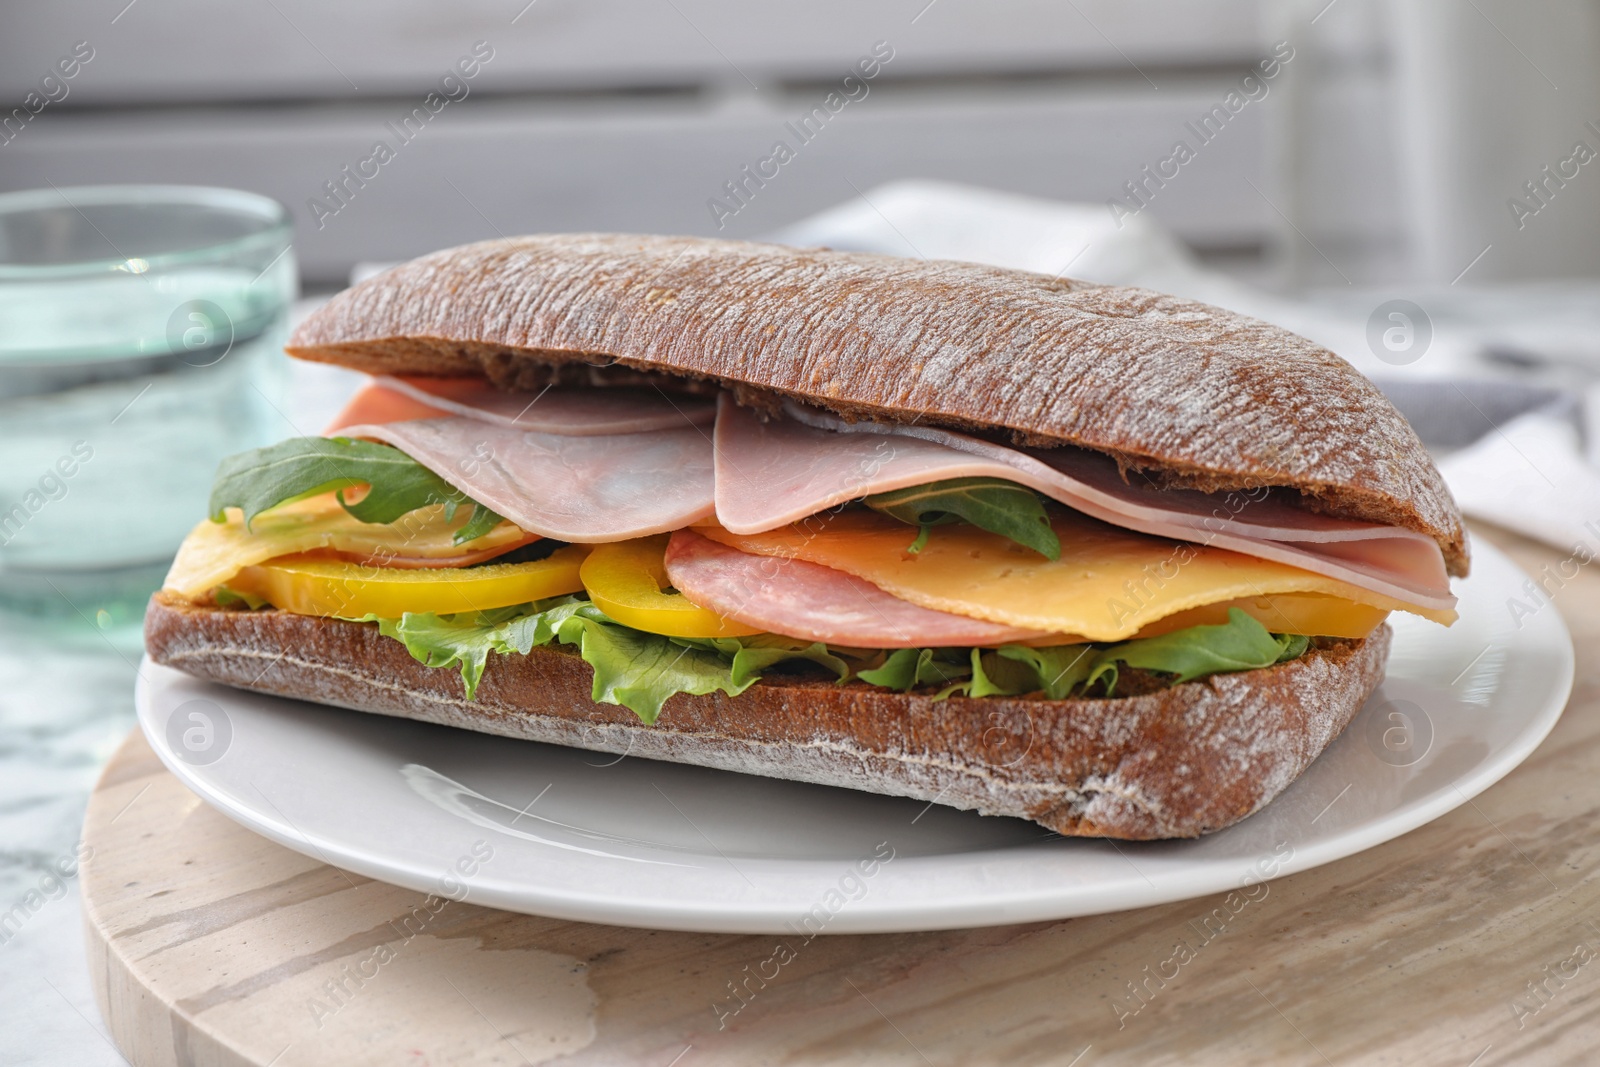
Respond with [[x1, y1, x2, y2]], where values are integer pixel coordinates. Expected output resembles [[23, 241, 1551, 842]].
[[226, 545, 589, 618], [579, 535, 762, 638]]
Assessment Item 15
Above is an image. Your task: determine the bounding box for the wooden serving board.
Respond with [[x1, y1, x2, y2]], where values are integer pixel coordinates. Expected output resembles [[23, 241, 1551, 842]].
[[82, 528, 1600, 1066]]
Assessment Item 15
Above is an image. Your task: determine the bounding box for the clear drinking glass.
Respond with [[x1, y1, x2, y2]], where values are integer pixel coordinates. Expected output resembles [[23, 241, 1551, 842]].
[[0, 185, 295, 629]]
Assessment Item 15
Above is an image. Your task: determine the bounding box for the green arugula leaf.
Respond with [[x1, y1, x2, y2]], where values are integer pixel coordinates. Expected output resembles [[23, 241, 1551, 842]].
[[675, 635, 852, 687], [732, 642, 850, 687], [453, 499, 506, 544], [1279, 633, 1312, 662], [209, 436, 503, 546], [966, 650, 1024, 697], [1089, 608, 1306, 686], [857, 648, 972, 692], [987, 612, 1303, 697], [858, 648, 1043, 701], [864, 477, 1061, 559], [993, 644, 1098, 699]]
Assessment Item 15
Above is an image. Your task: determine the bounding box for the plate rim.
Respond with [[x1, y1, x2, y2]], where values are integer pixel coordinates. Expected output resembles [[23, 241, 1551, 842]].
[[134, 538, 1575, 933]]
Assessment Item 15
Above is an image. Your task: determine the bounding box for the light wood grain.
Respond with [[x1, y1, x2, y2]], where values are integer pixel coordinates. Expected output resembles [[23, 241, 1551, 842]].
[[82, 527, 1599, 1066]]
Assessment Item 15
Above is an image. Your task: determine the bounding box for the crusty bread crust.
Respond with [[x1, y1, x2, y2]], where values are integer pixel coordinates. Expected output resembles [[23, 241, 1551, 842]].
[[144, 593, 1390, 840], [287, 234, 1467, 575]]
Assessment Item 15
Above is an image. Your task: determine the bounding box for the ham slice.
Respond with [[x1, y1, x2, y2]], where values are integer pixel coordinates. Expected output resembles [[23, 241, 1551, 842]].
[[715, 397, 1455, 612], [326, 377, 715, 436], [664, 529, 1048, 647], [324, 381, 1453, 617], [338, 418, 715, 542]]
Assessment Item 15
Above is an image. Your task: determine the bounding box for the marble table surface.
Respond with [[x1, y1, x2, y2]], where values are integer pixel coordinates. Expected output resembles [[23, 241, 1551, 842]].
[[0, 330, 361, 1066], [0, 613, 142, 1067]]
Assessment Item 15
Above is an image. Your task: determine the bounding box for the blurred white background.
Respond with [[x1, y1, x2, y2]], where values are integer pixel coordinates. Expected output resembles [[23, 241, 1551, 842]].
[[4, 0, 1597, 288]]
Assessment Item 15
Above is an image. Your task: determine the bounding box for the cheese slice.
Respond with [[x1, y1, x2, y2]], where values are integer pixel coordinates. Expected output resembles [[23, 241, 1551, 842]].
[[1033, 593, 1391, 643], [696, 510, 1455, 641], [163, 493, 529, 599]]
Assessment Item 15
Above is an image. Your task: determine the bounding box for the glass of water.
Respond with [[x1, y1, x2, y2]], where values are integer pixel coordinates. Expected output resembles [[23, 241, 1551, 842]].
[[0, 185, 295, 629]]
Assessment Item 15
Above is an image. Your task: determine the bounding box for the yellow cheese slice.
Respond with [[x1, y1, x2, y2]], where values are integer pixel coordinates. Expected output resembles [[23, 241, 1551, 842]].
[[1036, 593, 1391, 643], [697, 510, 1454, 641], [163, 493, 529, 599]]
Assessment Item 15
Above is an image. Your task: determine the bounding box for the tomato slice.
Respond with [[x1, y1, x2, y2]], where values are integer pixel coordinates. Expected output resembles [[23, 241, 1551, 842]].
[[227, 545, 590, 618], [324, 382, 449, 433], [579, 535, 763, 638]]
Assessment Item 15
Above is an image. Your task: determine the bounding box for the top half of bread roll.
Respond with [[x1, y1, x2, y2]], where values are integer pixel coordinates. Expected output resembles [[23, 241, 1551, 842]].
[[288, 234, 1467, 576]]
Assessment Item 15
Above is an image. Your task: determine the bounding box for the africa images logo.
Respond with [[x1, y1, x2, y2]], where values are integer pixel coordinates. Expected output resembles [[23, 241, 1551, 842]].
[[165, 698, 233, 766]]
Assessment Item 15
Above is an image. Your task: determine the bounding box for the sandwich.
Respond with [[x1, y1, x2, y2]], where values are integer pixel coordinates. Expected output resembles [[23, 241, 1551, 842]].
[[144, 234, 1467, 840]]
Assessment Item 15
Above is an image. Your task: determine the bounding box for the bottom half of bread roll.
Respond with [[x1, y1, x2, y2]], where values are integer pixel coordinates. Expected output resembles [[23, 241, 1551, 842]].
[[144, 593, 1389, 840]]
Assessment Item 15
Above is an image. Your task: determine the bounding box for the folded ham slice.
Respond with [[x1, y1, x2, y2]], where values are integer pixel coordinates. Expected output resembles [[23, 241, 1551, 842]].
[[338, 418, 715, 542], [714, 397, 1455, 612], [664, 529, 1048, 647], [326, 377, 715, 436], [327, 381, 1453, 616]]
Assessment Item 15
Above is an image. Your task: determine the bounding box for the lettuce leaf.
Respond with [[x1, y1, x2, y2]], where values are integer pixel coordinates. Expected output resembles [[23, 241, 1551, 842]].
[[565, 622, 758, 723], [209, 436, 502, 545], [864, 477, 1061, 559], [1087, 609, 1309, 688], [356, 598, 807, 722], [357, 602, 539, 698], [346, 599, 1315, 723]]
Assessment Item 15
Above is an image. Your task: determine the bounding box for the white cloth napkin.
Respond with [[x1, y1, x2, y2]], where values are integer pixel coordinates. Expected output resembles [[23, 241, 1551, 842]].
[[1433, 391, 1600, 555], [769, 180, 1600, 552]]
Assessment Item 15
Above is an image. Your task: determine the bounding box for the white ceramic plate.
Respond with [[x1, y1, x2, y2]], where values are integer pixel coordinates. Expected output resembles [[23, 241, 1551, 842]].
[[136, 539, 1572, 934]]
